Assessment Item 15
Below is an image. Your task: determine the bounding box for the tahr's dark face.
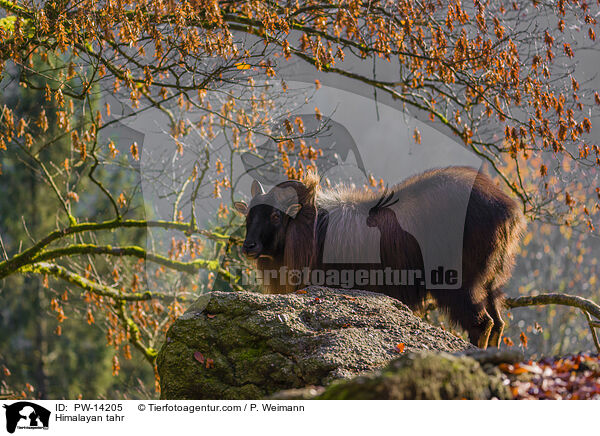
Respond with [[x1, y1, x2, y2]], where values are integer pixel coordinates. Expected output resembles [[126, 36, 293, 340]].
[[242, 203, 288, 259]]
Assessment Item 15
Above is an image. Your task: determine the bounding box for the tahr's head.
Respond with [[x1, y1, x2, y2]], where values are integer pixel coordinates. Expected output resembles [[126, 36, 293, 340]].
[[234, 180, 304, 260]]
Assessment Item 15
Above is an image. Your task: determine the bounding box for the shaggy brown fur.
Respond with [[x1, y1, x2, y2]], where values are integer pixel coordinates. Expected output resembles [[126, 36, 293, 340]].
[[235, 167, 526, 348]]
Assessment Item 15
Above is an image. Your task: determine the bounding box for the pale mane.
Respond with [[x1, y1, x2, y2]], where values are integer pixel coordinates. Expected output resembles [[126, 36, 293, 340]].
[[314, 184, 385, 263], [316, 184, 381, 212]]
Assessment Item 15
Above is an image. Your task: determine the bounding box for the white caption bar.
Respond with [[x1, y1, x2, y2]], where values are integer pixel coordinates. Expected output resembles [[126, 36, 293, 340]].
[[0, 400, 596, 435]]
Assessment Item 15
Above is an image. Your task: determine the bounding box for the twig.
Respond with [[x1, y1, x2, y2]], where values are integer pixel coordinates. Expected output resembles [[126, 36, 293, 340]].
[[0, 233, 8, 261], [583, 311, 600, 354], [0, 218, 239, 280], [506, 293, 600, 353], [27, 243, 245, 290], [19, 262, 155, 301], [505, 293, 600, 321]]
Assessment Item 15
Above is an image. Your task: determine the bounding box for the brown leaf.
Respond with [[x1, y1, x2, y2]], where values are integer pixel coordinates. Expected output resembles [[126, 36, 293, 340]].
[[519, 331, 529, 349], [498, 363, 512, 372], [193, 351, 205, 364], [503, 336, 515, 347]]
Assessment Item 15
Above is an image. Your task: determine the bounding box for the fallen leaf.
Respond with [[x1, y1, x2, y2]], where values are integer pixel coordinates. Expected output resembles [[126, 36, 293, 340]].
[[519, 331, 529, 349], [510, 366, 530, 375], [193, 351, 205, 364], [498, 363, 513, 372], [503, 336, 515, 347], [396, 343, 405, 353], [520, 364, 543, 375]]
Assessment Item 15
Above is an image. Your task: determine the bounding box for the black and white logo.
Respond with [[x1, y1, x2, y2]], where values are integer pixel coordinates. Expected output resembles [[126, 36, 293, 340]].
[[2, 402, 50, 433]]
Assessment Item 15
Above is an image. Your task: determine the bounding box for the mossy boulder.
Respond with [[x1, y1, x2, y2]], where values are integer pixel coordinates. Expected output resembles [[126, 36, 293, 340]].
[[314, 351, 512, 399], [157, 286, 474, 399]]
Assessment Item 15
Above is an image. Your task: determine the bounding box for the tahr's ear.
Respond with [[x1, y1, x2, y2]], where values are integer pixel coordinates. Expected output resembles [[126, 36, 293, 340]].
[[251, 180, 265, 197], [286, 203, 302, 218], [234, 201, 249, 216]]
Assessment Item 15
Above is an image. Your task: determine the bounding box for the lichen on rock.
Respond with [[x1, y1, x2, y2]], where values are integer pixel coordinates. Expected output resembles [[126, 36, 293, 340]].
[[157, 286, 474, 399]]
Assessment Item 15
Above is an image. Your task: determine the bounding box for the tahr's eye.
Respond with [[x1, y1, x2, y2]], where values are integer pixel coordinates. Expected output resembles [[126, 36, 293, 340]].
[[270, 210, 281, 224]]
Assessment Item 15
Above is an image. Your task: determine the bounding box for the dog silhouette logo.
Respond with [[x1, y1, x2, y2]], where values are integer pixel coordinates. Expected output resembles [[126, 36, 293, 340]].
[[2, 402, 50, 433]]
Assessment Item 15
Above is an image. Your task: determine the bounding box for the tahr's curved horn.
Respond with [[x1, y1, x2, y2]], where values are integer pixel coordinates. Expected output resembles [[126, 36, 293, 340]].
[[251, 180, 265, 197]]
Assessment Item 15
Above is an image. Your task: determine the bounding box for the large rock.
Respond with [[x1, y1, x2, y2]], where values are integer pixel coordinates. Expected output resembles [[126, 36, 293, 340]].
[[157, 286, 473, 399]]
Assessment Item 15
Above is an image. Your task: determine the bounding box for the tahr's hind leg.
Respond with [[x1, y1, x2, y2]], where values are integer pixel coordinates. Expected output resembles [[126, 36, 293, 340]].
[[431, 288, 494, 349], [486, 290, 506, 348], [468, 311, 494, 349]]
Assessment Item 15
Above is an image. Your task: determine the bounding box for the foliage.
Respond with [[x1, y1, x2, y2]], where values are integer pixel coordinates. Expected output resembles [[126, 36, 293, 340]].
[[1, 0, 600, 398], [0, 54, 155, 399], [499, 353, 600, 399]]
